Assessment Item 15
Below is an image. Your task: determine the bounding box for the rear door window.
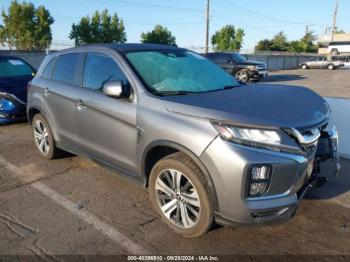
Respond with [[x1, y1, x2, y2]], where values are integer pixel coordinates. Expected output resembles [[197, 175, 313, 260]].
[[52, 53, 81, 85], [82, 53, 128, 91]]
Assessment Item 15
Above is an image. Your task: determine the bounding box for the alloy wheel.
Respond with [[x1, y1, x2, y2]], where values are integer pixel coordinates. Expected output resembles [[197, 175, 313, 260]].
[[155, 169, 200, 229], [235, 71, 248, 82], [33, 119, 50, 154]]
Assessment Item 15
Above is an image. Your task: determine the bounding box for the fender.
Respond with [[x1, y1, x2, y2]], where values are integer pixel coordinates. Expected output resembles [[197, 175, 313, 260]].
[[141, 140, 219, 211]]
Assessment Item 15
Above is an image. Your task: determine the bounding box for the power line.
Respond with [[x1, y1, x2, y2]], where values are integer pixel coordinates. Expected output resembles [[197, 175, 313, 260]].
[[83, 0, 204, 13]]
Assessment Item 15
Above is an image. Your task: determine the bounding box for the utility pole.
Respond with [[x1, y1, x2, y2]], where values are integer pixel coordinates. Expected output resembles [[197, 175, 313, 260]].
[[331, 0, 339, 42], [305, 25, 309, 36], [205, 0, 210, 54]]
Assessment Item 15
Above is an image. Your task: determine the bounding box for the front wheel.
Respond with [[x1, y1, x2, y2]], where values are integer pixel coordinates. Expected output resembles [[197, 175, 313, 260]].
[[149, 152, 214, 238], [327, 64, 335, 70], [235, 70, 249, 83], [301, 64, 308, 70]]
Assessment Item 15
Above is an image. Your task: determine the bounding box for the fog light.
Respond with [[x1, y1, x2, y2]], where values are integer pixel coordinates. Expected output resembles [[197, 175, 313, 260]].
[[248, 165, 271, 197]]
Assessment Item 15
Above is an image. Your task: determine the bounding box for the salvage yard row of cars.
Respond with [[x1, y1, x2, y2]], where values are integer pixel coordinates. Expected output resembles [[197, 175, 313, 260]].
[[0, 45, 341, 237]]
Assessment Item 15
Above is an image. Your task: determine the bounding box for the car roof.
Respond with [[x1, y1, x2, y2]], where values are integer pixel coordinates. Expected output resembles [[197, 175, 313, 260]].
[[0, 55, 25, 60], [61, 43, 183, 53]]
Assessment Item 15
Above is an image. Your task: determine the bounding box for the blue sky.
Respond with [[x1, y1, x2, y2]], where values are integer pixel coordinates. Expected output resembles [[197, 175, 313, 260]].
[[1, 0, 349, 51]]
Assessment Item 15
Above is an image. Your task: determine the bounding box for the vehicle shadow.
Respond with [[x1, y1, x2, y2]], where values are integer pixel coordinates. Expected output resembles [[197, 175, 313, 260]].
[[260, 74, 307, 83], [305, 158, 350, 200]]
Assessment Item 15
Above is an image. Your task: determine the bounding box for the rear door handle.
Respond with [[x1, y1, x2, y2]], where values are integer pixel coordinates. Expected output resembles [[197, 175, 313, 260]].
[[75, 99, 87, 109]]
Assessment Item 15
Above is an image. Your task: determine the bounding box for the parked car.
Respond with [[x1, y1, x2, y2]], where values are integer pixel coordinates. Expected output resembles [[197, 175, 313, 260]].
[[0, 55, 35, 123], [327, 41, 350, 55], [27, 44, 340, 238], [300, 57, 344, 70], [204, 52, 268, 83], [331, 56, 350, 69]]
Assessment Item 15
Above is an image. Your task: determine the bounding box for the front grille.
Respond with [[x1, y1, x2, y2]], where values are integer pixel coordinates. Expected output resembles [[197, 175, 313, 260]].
[[301, 141, 318, 159], [296, 123, 328, 158], [257, 65, 267, 71]]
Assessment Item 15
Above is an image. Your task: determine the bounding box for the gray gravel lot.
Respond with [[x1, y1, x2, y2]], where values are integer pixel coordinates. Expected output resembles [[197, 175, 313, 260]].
[[1, 69, 350, 259]]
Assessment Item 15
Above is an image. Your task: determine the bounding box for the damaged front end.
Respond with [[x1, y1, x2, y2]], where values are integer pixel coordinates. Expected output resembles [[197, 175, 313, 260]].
[[295, 125, 341, 201], [0, 92, 27, 123]]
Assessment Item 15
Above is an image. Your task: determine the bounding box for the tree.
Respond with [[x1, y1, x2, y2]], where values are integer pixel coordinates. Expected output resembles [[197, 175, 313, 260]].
[[335, 28, 345, 34], [211, 25, 245, 51], [270, 31, 289, 52], [255, 31, 318, 53], [140, 25, 176, 45], [69, 9, 127, 46], [0, 0, 54, 50]]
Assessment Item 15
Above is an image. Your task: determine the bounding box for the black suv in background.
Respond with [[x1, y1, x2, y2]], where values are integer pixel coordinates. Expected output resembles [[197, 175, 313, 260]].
[[205, 52, 268, 83]]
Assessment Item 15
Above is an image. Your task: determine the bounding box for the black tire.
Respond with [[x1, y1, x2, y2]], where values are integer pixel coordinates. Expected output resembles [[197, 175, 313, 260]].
[[301, 64, 308, 70], [149, 152, 214, 238], [235, 70, 249, 83], [327, 63, 335, 70], [32, 113, 61, 159]]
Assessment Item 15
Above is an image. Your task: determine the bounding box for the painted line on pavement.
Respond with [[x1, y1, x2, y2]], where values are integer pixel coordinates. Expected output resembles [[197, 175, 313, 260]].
[[0, 156, 150, 255]]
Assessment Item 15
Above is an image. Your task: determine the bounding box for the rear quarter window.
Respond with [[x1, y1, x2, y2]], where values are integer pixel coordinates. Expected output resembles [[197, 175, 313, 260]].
[[52, 53, 81, 85], [42, 58, 56, 79]]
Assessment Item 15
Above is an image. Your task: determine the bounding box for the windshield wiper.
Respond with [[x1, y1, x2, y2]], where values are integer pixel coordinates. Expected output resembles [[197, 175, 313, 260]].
[[155, 90, 194, 96]]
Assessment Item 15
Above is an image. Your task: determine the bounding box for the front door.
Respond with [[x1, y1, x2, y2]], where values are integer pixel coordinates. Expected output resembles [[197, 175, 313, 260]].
[[74, 52, 138, 174]]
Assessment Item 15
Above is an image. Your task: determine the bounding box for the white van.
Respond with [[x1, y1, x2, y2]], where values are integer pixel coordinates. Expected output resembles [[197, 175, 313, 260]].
[[328, 41, 350, 54]]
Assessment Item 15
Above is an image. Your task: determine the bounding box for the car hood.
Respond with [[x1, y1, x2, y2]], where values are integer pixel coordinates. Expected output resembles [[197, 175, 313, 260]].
[[0, 75, 32, 103], [237, 61, 266, 66], [163, 84, 330, 130]]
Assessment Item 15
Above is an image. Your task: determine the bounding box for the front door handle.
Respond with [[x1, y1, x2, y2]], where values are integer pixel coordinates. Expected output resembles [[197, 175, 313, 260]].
[[43, 87, 49, 96], [75, 99, 87, 109]]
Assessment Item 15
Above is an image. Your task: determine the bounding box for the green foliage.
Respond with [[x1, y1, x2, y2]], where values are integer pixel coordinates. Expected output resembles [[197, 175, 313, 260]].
[[69, 9, 127, 46], [335, 28, 345, 34], [255, 31, 318, 53], [211, 25, 245, 51], [0, 0, 54, 50], [140, 25, 176, 46]]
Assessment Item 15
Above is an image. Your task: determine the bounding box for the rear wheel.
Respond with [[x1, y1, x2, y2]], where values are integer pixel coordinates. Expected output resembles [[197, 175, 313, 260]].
[[235, 70, 249, 83], [301, 64, 308, 70], [32, 114, 61, 159], [149, 152, 214, 238]]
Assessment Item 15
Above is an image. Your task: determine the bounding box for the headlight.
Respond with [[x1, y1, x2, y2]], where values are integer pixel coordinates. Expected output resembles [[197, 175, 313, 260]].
[[0, 98, 15, 111], [212, 122, 300, 153], [247, 65, 257, 70]]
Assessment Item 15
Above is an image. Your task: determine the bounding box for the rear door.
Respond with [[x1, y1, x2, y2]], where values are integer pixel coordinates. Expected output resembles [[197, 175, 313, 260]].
[[74, 52, 138, 173], [43, 52, 84, 147]]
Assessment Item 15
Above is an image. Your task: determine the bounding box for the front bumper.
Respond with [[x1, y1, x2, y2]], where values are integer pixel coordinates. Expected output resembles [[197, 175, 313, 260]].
[[201, 129, 339, 226], [248, 70, 268, 80], [0, 94, 27, 124]]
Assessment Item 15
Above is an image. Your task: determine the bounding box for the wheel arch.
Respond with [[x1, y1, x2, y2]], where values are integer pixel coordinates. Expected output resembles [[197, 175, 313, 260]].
[[141, 140, 219, 211]]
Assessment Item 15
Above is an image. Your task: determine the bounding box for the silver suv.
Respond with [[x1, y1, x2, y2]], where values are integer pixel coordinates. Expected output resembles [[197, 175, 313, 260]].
[[27, 44, 340, 238]]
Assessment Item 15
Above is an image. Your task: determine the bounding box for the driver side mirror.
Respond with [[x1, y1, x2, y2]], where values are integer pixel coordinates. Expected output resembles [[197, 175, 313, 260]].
[[103, 80, 129, 99]]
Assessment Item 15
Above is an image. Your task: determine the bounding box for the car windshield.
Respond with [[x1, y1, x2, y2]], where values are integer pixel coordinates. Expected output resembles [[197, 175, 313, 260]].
[[232, 53, 247, 62], [125, 50, 240, 95], [0, 58, 34, 77]]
